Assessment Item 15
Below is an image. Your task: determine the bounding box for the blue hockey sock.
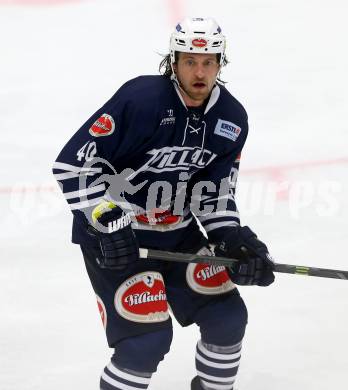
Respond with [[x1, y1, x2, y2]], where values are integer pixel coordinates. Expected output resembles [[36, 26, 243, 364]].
[[195, 340, 242, 390], [100, 361, 152, 390]]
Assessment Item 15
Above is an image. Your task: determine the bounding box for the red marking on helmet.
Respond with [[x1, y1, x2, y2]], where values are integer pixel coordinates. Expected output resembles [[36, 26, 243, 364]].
[[192, 38, 208, 48]]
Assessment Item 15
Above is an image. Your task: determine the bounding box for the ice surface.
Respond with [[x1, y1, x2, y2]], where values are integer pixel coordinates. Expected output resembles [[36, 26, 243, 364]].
[[1, 1, 347, 389]]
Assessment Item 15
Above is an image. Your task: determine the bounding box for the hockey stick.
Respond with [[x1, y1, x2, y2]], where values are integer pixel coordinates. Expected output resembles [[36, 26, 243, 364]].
[[139, 248, 348, 280]]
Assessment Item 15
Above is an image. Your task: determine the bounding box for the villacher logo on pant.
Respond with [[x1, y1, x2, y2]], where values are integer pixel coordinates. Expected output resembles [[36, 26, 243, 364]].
[[186, 263, 235, 295], [114, 272, 170, 323]]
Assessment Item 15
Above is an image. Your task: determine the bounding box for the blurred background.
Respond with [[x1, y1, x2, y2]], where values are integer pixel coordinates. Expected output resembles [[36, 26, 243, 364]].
[[1, 1, 347, 389]]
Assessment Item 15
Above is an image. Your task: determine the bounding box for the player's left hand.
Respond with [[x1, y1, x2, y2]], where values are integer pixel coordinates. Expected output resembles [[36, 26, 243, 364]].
[[214, 226, 275, 286]]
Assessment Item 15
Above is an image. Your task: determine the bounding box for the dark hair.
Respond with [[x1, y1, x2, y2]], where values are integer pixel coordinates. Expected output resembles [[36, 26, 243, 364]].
[[158, 52, 229, 85]]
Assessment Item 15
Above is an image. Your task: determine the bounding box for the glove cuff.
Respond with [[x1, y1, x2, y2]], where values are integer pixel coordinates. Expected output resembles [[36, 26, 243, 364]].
[[91, 200, 132, 234], [91, 200, 118, 224]]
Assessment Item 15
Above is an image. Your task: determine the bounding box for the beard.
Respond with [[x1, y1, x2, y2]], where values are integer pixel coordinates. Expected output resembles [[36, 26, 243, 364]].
[[177, 78, 214, 104]]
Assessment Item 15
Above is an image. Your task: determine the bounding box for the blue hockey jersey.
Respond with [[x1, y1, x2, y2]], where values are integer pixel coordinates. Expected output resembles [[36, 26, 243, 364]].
[[53, 76, 248, 250]]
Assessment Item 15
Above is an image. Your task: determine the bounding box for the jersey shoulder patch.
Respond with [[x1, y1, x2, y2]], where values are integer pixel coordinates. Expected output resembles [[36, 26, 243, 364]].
[[89, 113, 115, 137]]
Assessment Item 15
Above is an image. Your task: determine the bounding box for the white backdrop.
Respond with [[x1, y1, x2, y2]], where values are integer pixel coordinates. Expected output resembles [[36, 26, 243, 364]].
[[1, 1, 347, 389]]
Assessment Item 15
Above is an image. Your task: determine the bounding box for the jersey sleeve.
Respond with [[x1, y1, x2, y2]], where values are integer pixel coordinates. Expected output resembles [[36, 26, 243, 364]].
[[52, 88, 155, 228], [189, 122, 248, 243]]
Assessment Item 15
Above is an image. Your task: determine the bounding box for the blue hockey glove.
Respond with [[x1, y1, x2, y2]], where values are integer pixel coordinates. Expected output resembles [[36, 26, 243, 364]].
[[87, 201, 139, 270], [214, 226, 275, 286]]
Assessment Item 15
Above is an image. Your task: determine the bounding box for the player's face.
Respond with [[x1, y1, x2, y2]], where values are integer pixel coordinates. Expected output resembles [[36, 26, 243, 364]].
[[174, 53, 220, 107]]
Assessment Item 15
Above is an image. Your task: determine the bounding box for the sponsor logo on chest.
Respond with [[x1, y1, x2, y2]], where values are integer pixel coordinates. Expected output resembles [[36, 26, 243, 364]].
[[214, 119, 241, 142], [136, 209, 181, 226], [140, 146, 217, 174]]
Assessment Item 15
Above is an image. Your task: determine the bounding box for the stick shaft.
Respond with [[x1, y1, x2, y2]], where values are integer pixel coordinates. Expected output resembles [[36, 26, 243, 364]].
[[139, 248, 348, 280], [274, 263, 348, 280]]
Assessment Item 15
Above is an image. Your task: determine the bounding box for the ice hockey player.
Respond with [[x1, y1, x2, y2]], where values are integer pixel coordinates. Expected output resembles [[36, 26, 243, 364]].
[[53, 17, 275, 390]]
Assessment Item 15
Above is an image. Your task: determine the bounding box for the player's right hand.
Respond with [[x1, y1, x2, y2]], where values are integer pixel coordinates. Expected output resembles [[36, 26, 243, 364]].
[[214, 226, 275, 286], [87, 201, 139, 270]]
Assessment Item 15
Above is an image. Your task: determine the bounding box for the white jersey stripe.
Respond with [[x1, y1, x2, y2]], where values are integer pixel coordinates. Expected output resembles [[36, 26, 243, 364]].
[[199, 211, 240, 222], [54, 171, 98, 180], [64, 184, 106, 200], [53, 162, 101, 174], [106, 363, 151, 385], [69, 198, 102, 210], [54, 172, 80, 180], [204, 221, 239, 233], [191, 195, 235, 206]]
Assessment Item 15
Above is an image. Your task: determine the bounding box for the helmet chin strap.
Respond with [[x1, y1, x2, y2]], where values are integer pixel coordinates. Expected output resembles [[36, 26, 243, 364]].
[[170, 60, 178, 84], [171, 73, 186, 96], [170, 74, 192, 107]]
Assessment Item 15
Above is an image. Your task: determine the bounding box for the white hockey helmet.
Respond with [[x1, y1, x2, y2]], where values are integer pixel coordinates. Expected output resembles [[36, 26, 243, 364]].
[[170, 17, 226, 65]]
